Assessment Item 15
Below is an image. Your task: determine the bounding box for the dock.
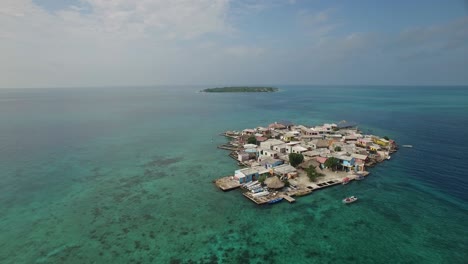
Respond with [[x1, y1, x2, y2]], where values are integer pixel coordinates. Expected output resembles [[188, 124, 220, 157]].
[[281, 195, 296, 203], [214, 176, 241, 191]]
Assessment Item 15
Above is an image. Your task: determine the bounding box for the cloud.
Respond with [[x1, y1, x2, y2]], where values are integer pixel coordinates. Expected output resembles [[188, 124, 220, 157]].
[[385, 16, 468, 61], [296, 8, 341, 39]]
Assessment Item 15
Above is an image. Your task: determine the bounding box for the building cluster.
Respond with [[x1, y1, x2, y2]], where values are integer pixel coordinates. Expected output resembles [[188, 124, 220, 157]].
[[228, 120, 396, 184]]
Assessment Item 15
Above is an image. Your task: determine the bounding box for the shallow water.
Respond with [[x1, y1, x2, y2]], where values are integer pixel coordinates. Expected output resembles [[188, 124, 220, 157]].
[[0, 86, 467, 263]]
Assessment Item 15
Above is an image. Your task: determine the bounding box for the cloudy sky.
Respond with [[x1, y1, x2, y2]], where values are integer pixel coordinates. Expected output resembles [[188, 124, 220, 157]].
[[1, 0, 467, 88]]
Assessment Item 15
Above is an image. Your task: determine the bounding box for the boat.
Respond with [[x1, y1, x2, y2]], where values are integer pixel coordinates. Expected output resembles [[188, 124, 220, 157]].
[[386, 156, 391, 160], [402, 145, 413, 148], [252, 191, 269, 197], [342, 196, 358, 204], [268, 197, 283, 204], [355, 175, 365, 180], [342, 177, 350, 185]]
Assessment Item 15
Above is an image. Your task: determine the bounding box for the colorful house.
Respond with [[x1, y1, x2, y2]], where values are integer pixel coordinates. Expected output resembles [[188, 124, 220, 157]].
[[373, 137, 389, 147], [316, 156, 328, 169], [334, 155, 356, 171], [369, 144, 381, 152], [356, 138, 373, 148]]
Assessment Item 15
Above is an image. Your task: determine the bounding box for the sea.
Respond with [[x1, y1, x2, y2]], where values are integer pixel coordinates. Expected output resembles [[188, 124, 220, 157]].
[[0, 85, 467, 264]]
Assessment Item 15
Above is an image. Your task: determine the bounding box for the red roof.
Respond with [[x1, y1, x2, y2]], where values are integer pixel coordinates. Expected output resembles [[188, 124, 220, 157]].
[[316, 157, 328, 164], [256, 136, 268, 142]]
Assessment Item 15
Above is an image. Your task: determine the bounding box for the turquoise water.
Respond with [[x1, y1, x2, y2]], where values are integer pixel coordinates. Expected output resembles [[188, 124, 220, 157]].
[[0, 86, 467, 263]]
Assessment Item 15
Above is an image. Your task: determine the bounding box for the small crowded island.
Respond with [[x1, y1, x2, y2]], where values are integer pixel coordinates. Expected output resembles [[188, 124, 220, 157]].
[[202, 86, 279, 93], [214, 120, 397, 205]]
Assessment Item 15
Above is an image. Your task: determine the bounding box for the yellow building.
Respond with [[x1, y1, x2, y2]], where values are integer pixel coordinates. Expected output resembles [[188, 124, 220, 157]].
[[373, 137, 389, 147]]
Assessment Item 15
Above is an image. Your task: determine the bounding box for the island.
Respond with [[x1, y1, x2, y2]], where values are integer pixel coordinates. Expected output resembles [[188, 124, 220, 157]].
[[201, 86, 279, 93], [214, 120, 397, 205]]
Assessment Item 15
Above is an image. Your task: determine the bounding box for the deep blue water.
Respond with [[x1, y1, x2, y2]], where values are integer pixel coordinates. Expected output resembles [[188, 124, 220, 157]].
[[0, 86, 467, 263]]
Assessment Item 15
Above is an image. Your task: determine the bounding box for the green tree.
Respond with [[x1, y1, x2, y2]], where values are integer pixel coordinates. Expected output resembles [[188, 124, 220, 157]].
[[288, 153, 304, 167], [324, 157, 340, 171], [247, 136, 257, 145], [383, 136, 390, 140], [306, 166, 325, 182], [334, 146, 342, 152], [258, 174, 267, 184]]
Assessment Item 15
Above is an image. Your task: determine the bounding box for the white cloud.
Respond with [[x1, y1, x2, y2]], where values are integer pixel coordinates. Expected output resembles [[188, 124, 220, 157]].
[[0, 0, 234, 87], [296, 8, 341, 39]]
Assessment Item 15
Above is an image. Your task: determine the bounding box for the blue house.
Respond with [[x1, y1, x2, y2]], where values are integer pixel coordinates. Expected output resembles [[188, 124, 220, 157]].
[[234, 168, 260, 183], [258, 156, 284, 169], [334, 155, 356, 172]]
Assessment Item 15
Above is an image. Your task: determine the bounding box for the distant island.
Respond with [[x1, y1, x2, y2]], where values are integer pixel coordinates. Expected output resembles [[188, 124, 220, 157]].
[[202, 86, 279, 93]]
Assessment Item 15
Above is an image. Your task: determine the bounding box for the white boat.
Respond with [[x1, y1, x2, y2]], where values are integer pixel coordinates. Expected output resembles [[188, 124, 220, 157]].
[[252, 191, 269, 197], [402, 145, 413, 148], [342, 196, 358, 204], [387, 156, 391, 160], [244, 181, 258, 188]]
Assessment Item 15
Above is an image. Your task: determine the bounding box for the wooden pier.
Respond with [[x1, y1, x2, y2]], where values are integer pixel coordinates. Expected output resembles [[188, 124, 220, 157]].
[[214, 176, 241, 191], [281, 195, 296, 203]]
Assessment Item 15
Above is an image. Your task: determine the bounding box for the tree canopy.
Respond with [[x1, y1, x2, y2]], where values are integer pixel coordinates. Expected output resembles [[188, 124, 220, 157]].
[[247, 136, 257, 145], [306, 166, 325, 182], [324, 157, 340, 171], [334, 146, 342, 151], [288, 153, 304, 167]]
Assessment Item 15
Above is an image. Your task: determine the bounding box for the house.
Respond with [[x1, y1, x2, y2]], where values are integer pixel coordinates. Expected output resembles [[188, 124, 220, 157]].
[[336, 155, 355, 166], [256, 127, 269, 135], [258, 148, 279, 158], [272, 164, 297, 177], [334, 155, 356, 171], [316, 156, 328, 169], [344, 135, 358, 142], [316, 139, 330, 148], [260, 139, 285, 150], [234, 167, 260, 183], [373, 137, 389, 147], [369, 144, 381, 152], [273, 143, 288, 153], [356, 138, 373, 148], [242, 129, 255, 135], [303, 150, 321, 157], [243, 144, 257, 149], [323, 123, 337, 132], [258, 156, 284, 168], [291, 145, 308, 154], [255, 136, 268, 143], [238, 152, 249, 162], [354, 159, 365, 171], [283, 131, 299, 142], [277, 120, 294, 130], [268, 122, 286, 130], [351, 153, 368, 162]]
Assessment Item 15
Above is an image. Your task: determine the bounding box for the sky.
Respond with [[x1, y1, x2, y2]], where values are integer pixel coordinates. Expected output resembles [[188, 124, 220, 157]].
[[1, 0, 467, 88]]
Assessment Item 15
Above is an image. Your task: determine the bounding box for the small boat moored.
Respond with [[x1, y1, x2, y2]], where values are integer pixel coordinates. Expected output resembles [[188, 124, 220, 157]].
[[342, 177, 350, 185], [355, 175, 365, 180], [268, 197, 283, 204], [402, 145, 413, 148], [342, 196, 358, 204]]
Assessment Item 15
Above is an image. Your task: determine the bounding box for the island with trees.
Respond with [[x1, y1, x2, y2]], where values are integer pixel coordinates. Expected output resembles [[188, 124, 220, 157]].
[[201, 86, 279, 93], [214, 120, 397, 205]]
